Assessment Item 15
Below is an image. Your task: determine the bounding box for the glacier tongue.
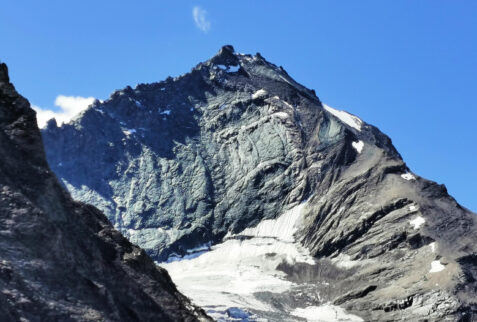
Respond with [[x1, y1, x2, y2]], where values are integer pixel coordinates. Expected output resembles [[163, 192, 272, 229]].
[[161, 200, 361, 321]]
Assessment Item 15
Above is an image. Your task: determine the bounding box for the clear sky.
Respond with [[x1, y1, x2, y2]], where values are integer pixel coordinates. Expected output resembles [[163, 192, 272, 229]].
[[1, 1, 476, 211]]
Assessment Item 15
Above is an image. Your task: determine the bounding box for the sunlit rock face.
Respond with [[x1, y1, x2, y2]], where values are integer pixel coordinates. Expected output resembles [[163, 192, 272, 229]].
[[42, 46, 477, 321]]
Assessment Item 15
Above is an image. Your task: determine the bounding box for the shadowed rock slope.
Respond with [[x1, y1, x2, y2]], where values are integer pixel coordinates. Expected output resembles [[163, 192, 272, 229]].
[[0, 63, 210, 321], [42, 46, 477, 321]]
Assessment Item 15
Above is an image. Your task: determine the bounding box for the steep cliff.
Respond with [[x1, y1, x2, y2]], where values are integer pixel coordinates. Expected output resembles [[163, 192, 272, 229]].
[[0, 63, 210, 321]]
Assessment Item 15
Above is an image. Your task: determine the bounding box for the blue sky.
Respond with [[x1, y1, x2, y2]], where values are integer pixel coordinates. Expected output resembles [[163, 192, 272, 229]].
[[1, 1, 476, 211]]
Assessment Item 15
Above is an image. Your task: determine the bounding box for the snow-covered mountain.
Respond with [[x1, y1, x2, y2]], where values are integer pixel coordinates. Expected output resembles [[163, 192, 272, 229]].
[[0, 64, 210, 321], [42, 46, 477, 321]]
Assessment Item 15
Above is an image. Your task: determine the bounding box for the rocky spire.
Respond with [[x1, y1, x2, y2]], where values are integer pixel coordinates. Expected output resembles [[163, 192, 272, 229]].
[[210, 44, 239, 65], [0, 63, 9, 83]]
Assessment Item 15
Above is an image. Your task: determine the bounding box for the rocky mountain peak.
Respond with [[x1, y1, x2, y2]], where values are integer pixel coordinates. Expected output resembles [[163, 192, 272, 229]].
[[41, 48, 477, 321], [0, 63, 9, 83], [210, 44, 238, 65]]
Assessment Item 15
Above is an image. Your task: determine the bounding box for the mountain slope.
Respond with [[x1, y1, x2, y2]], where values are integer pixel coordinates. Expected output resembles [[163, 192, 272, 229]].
[[42, 46, 477, 321], [0, 63, 210, 321]]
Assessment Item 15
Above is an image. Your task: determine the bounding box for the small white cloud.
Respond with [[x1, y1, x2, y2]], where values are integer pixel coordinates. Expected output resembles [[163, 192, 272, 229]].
[[33, 95, 96, 128], [192, 6, 211, 32]]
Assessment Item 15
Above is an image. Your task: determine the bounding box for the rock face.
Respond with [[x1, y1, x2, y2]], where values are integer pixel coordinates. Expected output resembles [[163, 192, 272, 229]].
[[0, 63, 210, 321], [42, 46, 477, 321]]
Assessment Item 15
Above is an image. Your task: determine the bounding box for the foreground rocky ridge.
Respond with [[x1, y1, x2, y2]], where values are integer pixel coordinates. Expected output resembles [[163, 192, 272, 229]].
[[42, 46, 477, 321], [0, 63, 209, 321]]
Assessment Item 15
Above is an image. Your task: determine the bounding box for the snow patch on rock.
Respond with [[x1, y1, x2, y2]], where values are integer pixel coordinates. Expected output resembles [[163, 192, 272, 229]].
[[401, 172, 416, 181], [429, 242, 436, 253], [352, 141, 364, 153], [252, 89, 268, 100], [323, 104, 363, 131], [430, 260, 445, 273], [272, 112, 289, 119], [123, 129, 136, 136], [235, 201, 309, 243], [410, 216, 426, 230], [331, 254, 365, 269]]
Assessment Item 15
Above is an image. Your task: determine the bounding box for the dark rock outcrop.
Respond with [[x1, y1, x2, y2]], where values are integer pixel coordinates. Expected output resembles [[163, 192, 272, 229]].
[[0, 63, 210, 321], [41, 46, 477, 321]]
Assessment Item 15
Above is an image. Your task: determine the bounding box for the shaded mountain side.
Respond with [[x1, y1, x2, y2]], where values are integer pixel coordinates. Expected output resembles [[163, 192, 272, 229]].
[[0, 63, 210, 321], [41, 46, 477, 321]]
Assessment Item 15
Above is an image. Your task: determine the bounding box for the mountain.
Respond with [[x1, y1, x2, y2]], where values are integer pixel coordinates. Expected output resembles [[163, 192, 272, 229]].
[[42, 46, 477, 321], [0, 63, 210, 321]]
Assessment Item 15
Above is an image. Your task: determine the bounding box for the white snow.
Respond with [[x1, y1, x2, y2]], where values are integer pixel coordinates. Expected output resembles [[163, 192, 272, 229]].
[[271, 95, 294, 109], [323, 104, 363, 131], [331, 254, 364, 269], [186, 243, 211, 254], [401, 172, 416, 181], [235, 201, 309, 244], [291, 305, 364, 322], [409, 216, 426, 230], [429, 260, 445, 273], [166, 243, 212, 263], [272, 112, 289, 119], [123, 129, 136, 136], [409, 205, 418, 212], [352, 141, 364, 153], [252, 89, 268, 100], [429, 242, 436, 253], [161, 200, 316, 316], [160, 110, 171, 116], [166, 251, 209, 263], [135, 100, 142, 108]]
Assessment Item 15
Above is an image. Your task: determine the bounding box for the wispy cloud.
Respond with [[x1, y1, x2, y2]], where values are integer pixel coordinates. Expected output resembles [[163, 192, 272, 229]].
[[192, 6, 211, 33], [33, 95, 96, 128]]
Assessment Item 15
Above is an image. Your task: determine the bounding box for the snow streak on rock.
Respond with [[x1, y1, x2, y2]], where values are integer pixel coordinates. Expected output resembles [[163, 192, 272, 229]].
[[323, 104, 363, 131]]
